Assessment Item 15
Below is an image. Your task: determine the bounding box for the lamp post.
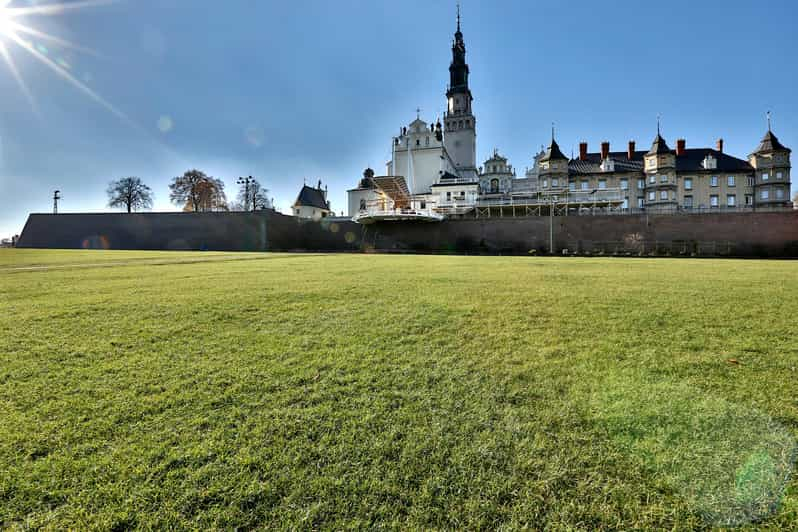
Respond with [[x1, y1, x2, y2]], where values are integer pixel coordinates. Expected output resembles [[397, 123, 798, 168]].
[[237, 176, 252, 212], [53, 190, 61, 214]]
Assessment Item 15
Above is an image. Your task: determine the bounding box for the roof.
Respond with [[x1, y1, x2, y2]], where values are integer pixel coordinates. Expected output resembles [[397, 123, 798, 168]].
[[675, 148, 753, 172], [646, 134, 671, 156], [293, 185, 329, 210], [540, 139, 568, 162], [753, 130, 791, 154], [568, 148, 752, 174], [569, 151, 647, 174]]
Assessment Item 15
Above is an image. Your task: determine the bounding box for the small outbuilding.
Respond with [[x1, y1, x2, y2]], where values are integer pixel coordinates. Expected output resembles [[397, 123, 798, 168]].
[[293, 180, 331, 220]]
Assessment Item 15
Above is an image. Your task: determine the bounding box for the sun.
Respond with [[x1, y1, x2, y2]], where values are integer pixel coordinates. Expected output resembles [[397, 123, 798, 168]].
[[0, 0, 127, 122], [0, 5, 12, 37]]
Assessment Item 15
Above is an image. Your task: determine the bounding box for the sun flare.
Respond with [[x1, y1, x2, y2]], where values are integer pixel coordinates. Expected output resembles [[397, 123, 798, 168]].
[[0, 0, 125, 121]]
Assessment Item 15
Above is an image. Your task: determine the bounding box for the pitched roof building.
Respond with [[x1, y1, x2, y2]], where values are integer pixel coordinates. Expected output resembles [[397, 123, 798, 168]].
[[293, 180, 332, 220]]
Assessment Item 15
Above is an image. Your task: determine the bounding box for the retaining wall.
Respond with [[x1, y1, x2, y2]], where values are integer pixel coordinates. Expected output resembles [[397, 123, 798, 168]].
[[16, 210, 798, 257]]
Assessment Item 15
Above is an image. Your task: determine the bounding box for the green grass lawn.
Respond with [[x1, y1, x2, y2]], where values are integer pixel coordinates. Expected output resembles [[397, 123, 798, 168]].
[[1, 249, 796, 529]]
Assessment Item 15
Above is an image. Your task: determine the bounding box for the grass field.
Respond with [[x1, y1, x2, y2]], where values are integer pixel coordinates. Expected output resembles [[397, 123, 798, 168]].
[[1, 249, 797, 529]]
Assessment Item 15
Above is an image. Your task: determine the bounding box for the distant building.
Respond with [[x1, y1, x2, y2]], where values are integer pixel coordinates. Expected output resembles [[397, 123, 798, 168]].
[[293, 180, 331, 220], [346, 8, 792, 220]]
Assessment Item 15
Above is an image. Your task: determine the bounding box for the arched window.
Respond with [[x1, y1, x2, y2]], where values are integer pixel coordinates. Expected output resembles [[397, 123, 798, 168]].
[[359, 199, 366, 211], [490, 178, 499, 193], [425, 136, 430, 146]]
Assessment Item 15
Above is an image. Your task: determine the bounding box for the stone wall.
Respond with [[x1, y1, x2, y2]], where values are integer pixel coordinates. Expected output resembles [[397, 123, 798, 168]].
[[16, 210, 798, 257], [16, 211, 362, 252]]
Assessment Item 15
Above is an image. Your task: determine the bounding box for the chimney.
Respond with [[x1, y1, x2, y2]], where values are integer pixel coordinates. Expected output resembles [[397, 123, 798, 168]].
[[716, 138, 724, 153], [628, 140, 636, 160], [579, 142, 588, 161], [600, 141, 610, 160], [676, 138, 686, 156]]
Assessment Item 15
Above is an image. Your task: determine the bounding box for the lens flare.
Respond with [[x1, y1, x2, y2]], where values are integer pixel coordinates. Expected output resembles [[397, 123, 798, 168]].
[[0, 0, 126, 122]]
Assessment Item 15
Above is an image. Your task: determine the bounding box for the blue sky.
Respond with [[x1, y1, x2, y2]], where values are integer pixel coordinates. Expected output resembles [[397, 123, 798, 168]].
[[0, 0, 796, 237]]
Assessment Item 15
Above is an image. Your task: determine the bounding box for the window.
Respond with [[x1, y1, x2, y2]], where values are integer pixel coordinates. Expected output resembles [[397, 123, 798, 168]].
[[776, 188, 785, 199], [620, 179, 628, 190], [727, 194, 736, 207], [710, 195, 719, 207], [581, 181, 589, 191], [425, 136, 430, 146], [359, 199, 366, 211], [762, 172, 769, 181], [660, 190, 668, 200], [543, 179, 548, 188], [552, 178, 559, 188], [710, 175, 718, 187], [622, 198, 629, 209], [648, 191, 655, 201], [649, 175, 656, 184], [748, 176, 755, 186], [647, 159, 656, 168], [684, 195, 693, 208], [684, 178, 693, 190], [727, 175, 735, 187], [660, 174, 668, 183], [638, 179, 645, 189], [598, 179, 607, 190], [490, 178, 499, 193], [637, 197, 644, 208], [745, 194, 753, 205], [420, 201, 426, 209], [760, 189, 769, 200], [295, 209, 300, 215], [776, 171, 783, 180], [569, 181, 576, 191], [446, 191, 452, 200]]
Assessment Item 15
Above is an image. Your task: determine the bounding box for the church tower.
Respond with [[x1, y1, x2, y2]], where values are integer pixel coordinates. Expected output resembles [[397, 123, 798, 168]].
[[443, 6, 478, 180]]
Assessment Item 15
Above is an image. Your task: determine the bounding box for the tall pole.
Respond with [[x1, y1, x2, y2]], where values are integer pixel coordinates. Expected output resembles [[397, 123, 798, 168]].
[[250, 176, 256, 211], [53, 190, 61, 214], [549, 196, 554, 255]]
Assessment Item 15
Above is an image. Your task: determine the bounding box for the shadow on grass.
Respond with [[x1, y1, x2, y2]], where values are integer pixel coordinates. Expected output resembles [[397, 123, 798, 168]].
[[585, 371, 796, 527]]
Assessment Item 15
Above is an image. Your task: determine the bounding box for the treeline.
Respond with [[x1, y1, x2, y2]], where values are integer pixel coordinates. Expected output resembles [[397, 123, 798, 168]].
[[106, 171, 273, 213]]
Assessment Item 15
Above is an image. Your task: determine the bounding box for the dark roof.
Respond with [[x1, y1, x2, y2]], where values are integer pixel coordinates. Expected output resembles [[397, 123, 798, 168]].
[[753, 130, 791, 154], [675, 149, 753, 172], [568, 148, 752, 174], [294, 185, 329, 210], [569, 151, 647, 174], [540, 139, 568, 162], [646, 134, 671, 156]]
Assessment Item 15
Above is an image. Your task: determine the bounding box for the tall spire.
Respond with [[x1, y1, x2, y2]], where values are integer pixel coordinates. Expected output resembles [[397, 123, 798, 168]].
[[657, 113, 661, 136], [447, 4, 470, 97], [767, 110, 772, 132]]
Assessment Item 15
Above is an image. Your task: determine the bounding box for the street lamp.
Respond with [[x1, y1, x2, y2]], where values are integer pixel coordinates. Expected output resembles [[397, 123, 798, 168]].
[[53, 190, 61, 214], [237, 176, 252, 212]]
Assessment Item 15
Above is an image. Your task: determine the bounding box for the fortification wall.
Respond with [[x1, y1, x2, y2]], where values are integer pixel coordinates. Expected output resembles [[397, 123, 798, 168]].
[[16, 210, 798, 257], [16, 211, 362, 252], [365, 211, 798, 257]]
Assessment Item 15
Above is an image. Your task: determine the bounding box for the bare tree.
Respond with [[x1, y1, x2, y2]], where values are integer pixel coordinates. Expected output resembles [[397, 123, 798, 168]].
[[107, 177, 153, 213], [235, 176, 272, 211], [169, 170, 227, 212]]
